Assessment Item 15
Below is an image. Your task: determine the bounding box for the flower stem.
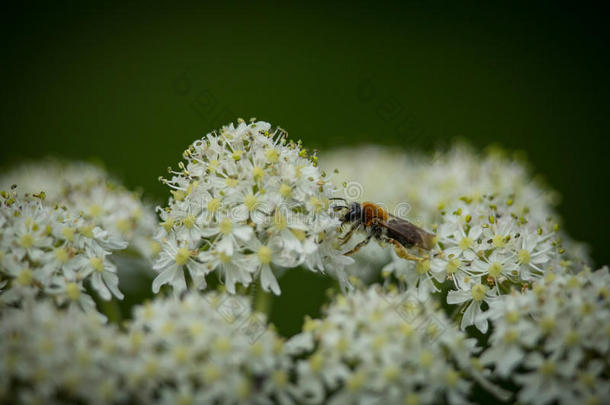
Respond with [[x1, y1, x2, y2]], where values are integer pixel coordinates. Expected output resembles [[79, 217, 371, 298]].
[[253, 286, 273, 316], [100, 298, 122, 324]]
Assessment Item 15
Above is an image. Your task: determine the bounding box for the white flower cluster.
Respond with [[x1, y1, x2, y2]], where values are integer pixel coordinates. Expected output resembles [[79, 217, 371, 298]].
[[0, 301, 125, 404], [154, 119, 352, 296], [0, 292, 295, 404], [3, 126, 607, 405], [323, 144, 557, 225], [0, 190, 126, 311], [384, 193, 569, 333], [320, 146, 419, 281], [286, 285, 503, 405], [123, 291, 295, 404], [322, 145, 589, 283], [0, 160, 159, 261], [0, 159, 108, 202], [481, 267, 610, 405], [321, 146, 414, 214]]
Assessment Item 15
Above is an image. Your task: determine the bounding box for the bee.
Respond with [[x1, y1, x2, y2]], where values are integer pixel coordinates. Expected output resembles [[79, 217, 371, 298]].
[[330, 199, 435, 262]]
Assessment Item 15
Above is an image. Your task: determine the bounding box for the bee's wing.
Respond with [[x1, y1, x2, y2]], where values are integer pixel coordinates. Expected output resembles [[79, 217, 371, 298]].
[[380, 215, 435, 250]]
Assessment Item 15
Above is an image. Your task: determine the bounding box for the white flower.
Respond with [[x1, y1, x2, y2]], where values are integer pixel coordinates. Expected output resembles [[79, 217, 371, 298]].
[[481, 266, 610, 405], [322, 144, 589, 282], [196, 249, 253, 294], [154, 119, 352, 295], [0, 300, 126, 403], [0, 159, 159, 262], [385, 193, 565, 333], [471, 251, 518, 289], [0, 190, 126, 311], [200, 216, 254, 255], [244, 237, 295, 295], [287, 285, 503, 405], [443, 224, 482, 261], [152, 235, 208, 294], [515, 352, 569, 405], [515, 232, 553, 280], [125, 291, 295, 404], [0, 292, 296, 404], [71, 242, 123, 300], [382, 254, 445, 300], [447, 280, 497, 333]]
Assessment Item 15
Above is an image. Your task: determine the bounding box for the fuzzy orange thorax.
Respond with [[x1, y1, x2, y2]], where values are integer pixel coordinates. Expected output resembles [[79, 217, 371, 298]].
[[361, 202, 388, 226]]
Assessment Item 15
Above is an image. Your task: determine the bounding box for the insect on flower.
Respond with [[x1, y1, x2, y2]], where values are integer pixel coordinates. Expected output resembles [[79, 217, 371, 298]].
[[331, 199, 436, 262]]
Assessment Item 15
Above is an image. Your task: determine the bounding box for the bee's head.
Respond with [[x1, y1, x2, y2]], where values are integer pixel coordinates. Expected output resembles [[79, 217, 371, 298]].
[[340, 202, 362, 224]]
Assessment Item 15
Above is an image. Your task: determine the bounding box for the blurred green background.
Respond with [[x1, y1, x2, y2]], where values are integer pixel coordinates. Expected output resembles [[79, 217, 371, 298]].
[[2, 1, 608, 335]]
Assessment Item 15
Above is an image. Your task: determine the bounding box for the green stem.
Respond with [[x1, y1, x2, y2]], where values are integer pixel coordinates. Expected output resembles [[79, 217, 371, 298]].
[[253, 286, 273, 317], [100, 299, 123, 324]]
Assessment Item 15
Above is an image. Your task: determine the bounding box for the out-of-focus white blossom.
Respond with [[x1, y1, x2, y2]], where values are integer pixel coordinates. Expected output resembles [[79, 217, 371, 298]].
[[0, 190, 126, 312], [320, 147, 415, 281], [0, 292, 296, 404], [286, 285, 507, 405], [0, 160, 108, 202], [125, 291, 295, 404], [323, 144, 558, 225], [481, 266, 610, 405], [0, 301, 127, 404], [154, 119, 352, 295], [0, 160, 159, 262]]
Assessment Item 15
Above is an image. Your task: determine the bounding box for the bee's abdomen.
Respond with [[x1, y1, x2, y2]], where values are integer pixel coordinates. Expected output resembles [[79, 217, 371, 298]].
[[386, 219, 436, 250]]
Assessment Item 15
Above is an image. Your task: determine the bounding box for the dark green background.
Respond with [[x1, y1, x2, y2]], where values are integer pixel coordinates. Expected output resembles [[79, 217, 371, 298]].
[[2, 1, 608, 335]]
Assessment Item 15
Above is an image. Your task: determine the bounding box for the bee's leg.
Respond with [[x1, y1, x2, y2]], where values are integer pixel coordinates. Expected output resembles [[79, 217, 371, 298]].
[[339, 223, 360, 245], [388, 238, 426, 262], [343, 234, 373, 256]]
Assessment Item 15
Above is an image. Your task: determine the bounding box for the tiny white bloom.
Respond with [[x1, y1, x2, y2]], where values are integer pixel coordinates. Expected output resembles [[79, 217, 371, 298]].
[[154, 120, 351, 295]]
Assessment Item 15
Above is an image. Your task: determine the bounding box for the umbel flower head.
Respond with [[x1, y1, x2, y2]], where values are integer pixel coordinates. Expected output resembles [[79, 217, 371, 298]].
[[384, 193, 569, 333], [0, 292, 295, 404], [124, 291, 294, 404], [0, 159, 159, 261], [322, 145, 589, 283], [286, 284, 507, 405], [481, 266, 610, 405], [154, 119, 352, 295], [0, 189, 126, 312], [0, 300, 126, 404], [323, 144, 559, 226]]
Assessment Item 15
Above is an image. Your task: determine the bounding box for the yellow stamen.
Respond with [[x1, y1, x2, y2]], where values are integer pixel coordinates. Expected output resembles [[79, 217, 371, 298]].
[[175, 247, 192, 265], [458, 236, 473, 250], [244, 194, 258, 211], [518, 249, 531, 264], [90, 257, 104, 272], [219, 218, 233, 235], [55, 247, 69, 263], [17, 268, 33, 285], [19, 234, 34, 248], [279, 183, 292, 197], [471, 284, 487, 302], [265, 148, 279, 163], [488, 262, 503, 278], [492, 234, 504, 248], [258, 246, 272, 264], [207, 198, 221, 213], [253, 167, 265, 181], [66, 282, 81, 301]]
